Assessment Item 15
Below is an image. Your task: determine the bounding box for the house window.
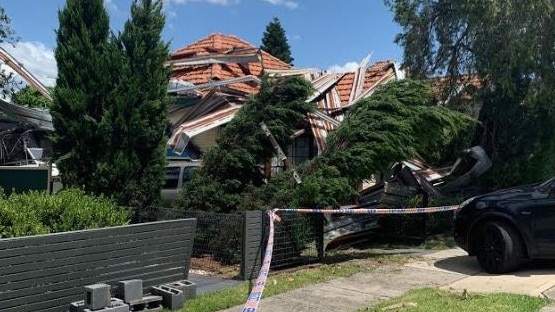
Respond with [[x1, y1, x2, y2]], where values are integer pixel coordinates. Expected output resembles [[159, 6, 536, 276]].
[[287, 135, 311, 167], [269, 133, 313, 177]]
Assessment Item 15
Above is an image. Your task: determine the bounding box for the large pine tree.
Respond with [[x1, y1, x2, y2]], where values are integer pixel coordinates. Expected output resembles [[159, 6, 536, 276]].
[[261, 17, 294, 65]]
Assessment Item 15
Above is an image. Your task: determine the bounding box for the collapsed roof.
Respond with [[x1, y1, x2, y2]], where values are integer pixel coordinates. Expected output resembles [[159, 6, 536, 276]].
[[166, 33, 404, 155]]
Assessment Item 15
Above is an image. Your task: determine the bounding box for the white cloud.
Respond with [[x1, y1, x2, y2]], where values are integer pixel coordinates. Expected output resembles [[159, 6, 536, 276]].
[[260, 0, 298, 9], [167, 0, 240, 5], [104, 0, 119, 13], [167, 10, 178, 18], [1, 41, 57, 87], [327, 61, 359, 73]]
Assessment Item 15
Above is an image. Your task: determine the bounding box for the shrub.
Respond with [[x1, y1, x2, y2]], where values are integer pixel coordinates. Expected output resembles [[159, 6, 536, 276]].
[[0, 188, 129, 238]]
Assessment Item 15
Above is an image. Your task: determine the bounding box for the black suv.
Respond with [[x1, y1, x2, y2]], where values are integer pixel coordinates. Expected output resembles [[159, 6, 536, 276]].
[[454, 177, 555, 273]]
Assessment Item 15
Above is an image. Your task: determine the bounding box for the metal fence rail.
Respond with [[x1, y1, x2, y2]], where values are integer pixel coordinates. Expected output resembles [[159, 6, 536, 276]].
[[132, 207, 455, 280], [143, 207, 243, 277], [266, 211, 324, 268]]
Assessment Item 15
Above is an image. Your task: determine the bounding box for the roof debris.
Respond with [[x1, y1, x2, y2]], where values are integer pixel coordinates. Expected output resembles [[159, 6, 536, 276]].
[[167, 33, 403, 155]]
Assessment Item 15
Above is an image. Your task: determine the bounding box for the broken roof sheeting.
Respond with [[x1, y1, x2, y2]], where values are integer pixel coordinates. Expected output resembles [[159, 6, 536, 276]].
[[171, 90, 232, 127], [308, 60, 399, 154], [167, 33, 403, 155], [167, 75, 261, 94], [168, 105, 241, 148]]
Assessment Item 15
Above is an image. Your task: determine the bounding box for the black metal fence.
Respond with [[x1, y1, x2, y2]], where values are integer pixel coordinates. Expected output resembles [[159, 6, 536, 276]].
[[136, 207, 243, 277], [132, 207, 455, 280], [266, 211, 324, 269]]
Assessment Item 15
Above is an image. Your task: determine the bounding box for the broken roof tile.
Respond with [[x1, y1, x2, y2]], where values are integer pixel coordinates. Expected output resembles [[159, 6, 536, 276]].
[[169, 33, 291, 95]]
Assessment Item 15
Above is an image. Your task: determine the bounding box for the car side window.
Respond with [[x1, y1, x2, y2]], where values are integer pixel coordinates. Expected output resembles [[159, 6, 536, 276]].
[[163, 166, 181, 189], [550, 186, 555, 199], [181, 167, 197, 184]]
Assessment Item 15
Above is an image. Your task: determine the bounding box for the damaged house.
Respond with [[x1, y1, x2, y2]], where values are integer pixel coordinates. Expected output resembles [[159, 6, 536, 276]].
[[166, 33, 404, 174], [165, 33, 491, 213], [0, 47, 54, 167]]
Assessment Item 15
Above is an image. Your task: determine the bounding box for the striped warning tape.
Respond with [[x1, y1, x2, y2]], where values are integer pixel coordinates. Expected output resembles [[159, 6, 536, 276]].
[[275, 205, 460, 215], [241, 210, 279, 312], [240, 205, 459, 312]]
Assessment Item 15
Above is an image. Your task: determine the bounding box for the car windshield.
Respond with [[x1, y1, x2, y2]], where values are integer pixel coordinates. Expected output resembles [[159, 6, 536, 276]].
[[536, 177, 555, 193]]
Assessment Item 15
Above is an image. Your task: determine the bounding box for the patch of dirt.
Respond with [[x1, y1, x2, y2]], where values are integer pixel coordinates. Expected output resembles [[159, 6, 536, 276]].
[[190, 255, 240, 279]]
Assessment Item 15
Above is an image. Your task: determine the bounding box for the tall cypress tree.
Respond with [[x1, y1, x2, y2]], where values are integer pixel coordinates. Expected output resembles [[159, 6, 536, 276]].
[[53, 0, 170, 208], [261, 17, 294, 65], [52, 0, 111, 191], [101, 0, 170, 207]]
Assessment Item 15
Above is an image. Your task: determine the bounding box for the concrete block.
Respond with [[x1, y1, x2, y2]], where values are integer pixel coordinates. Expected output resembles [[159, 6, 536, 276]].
[[73, 297, 129, 312], [117, 279, 143, 303], [151, 285, 185, 310], [84, 304, 129, 312], [69, 300, 85, 312], [84, 283, 111, 310], [164, 280, 196, 300], [128, 295, 163, 311]]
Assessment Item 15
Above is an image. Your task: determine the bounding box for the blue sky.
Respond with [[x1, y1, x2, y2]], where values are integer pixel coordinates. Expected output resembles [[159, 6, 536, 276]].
[[0, 0, 403, 87]]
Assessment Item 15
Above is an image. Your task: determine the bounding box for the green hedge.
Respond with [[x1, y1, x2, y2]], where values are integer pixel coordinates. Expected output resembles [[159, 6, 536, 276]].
[[0, 188, 129, 238]]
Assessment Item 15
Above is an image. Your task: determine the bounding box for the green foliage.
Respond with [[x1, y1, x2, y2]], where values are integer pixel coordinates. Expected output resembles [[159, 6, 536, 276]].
[[178, 76, 315, 213], [244, 79, 472, 211], [53, 0, 170, 207], [94, 0, 170, 208], [322, 79, 474, 184], [386, 0, 555, 187], [0, 7, 15, 44], [52, 0, 112, 194], [0, 6, 23, 100], [261, 17, 294, 65], [0, 188, 129, 238], [12, 85, 53, 108], [288, 163, 355, 208]]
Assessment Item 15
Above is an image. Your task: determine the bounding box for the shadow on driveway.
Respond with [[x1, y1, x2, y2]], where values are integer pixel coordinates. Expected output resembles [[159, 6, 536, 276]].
[[434, 254, 555, 277]]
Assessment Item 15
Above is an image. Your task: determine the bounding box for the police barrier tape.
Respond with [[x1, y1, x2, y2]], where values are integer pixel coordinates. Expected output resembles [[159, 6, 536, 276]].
[[240, 205, 459, 312], [241, 210, 278, 312]]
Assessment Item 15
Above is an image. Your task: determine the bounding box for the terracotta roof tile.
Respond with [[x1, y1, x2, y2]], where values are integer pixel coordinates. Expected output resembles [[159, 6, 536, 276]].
[[170, 33, 291, 95], [336, 72, 355, 103], [334, 61, 396, 104], [429, 75, 482, 101], [172, 33, 257, 58], [363, 61, 395, 90]]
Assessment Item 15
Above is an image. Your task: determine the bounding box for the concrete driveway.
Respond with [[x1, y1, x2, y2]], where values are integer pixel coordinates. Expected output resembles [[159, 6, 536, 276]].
[[406, 248, 555, 297]]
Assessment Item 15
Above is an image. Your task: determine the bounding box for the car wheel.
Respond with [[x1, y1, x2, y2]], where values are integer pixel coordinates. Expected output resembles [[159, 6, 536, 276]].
[[475, 221, 523, 274]]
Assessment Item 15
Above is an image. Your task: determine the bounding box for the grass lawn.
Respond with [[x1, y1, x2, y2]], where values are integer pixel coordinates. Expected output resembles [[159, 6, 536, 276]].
[[359, 288, 550, 312], [178, 252, 410, 312], [177, 235, 545, 312]]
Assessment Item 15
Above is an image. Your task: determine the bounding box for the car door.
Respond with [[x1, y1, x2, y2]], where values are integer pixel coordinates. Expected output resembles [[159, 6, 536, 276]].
[[161, 166, 181, 204], [531, 188, 555, 256]]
